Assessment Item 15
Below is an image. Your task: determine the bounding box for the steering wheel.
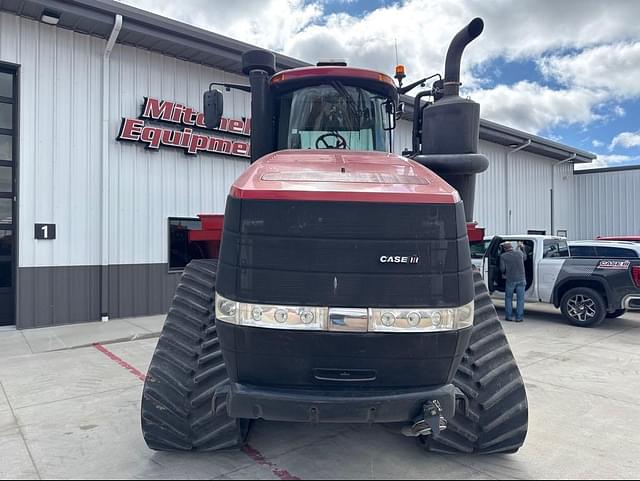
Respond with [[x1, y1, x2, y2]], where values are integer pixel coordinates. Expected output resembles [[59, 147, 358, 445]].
[[315, 132, 348, 149]]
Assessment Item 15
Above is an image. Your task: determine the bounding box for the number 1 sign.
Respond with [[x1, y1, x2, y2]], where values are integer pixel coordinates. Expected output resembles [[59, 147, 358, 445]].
[[35, 224, 56, 240]]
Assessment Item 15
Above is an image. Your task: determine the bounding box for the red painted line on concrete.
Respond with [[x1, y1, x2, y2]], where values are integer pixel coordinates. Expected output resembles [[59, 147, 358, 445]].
[[242, 445, 301, 481], [93, 342, 300, 480], [92, 343, 147, 382]]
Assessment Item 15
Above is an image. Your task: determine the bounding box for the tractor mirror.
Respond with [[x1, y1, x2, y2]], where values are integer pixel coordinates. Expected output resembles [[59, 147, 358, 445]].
[[203, 89, 224, 129], [383, 99, 396, 131]]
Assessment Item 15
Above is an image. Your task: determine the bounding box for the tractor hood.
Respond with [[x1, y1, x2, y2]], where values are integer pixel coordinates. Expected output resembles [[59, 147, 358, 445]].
[[230, 150, 460, 204]]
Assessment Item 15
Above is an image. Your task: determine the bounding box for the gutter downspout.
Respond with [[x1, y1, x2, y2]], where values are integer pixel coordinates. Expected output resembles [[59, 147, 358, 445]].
[[101, 14, 123, 322], [505, 139, 531, 234], [551, 153, 576, 237]]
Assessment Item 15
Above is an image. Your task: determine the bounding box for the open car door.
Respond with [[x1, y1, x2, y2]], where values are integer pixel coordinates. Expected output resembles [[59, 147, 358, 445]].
[[483, 236, 503, 293]]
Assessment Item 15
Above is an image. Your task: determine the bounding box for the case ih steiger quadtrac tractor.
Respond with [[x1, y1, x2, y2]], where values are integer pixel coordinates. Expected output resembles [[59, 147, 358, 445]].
[[141, 18, 528, 455]]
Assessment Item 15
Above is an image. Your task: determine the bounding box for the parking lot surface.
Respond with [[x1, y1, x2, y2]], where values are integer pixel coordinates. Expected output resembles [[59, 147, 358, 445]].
[[1, 304, 639, 480]]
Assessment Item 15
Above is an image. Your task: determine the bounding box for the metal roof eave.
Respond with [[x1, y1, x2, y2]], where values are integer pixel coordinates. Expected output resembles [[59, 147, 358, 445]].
[[573, 164, 640, 175], [479, 119, 595, 163]]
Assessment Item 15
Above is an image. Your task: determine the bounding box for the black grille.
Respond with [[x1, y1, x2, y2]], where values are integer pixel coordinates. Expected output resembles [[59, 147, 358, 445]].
[[217, 197, 473, 308]]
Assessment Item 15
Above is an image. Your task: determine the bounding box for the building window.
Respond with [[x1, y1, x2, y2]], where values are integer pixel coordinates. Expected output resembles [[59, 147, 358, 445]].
[[0, 65, 16, 326], [168, 218, 204, 271]]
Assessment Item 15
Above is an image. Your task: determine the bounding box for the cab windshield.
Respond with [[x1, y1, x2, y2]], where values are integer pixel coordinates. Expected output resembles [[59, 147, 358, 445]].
[[277, 83, 393, 152]]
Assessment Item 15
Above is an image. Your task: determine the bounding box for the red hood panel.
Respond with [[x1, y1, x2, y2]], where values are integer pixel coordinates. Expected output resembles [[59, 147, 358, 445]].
[[230, 150, 460, 204]]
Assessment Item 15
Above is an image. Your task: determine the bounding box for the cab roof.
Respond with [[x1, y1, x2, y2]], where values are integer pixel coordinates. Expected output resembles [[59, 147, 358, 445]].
[[270, 66, 398, 98]]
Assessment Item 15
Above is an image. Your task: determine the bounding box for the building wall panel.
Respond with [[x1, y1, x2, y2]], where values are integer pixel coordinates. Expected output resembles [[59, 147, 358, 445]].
[[394, 123, 574, 237], [107, 43, 250, 267], [0, 13, 251, 270], [475, 141, 508, 235], [551, 160, 574, 237], [0, 14, 106, 269], [574, 169, 640, 239], [393, 120, 413, 156]]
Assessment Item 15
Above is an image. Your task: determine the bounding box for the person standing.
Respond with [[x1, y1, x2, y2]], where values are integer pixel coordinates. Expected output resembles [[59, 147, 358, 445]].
[[500, 242, 527, 322]]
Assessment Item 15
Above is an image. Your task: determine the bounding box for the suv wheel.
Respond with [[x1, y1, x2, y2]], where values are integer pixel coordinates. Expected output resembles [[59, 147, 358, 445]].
[[560, 287, 606, 327]]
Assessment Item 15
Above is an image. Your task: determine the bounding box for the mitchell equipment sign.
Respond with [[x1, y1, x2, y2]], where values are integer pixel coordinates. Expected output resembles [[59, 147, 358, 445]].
[[117, 97, 251, 158]]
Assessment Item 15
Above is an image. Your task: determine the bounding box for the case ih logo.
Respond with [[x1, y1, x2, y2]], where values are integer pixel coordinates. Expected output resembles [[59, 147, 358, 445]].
[[117, 97, 251, 158], [597, 260, 631, 270], [379, 255, 420, 264]]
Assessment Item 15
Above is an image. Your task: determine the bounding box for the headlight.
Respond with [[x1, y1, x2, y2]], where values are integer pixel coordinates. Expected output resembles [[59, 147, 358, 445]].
[[215, 294, 328, 331], [215, 293, 473, 333], [368, 301, 474, 332]]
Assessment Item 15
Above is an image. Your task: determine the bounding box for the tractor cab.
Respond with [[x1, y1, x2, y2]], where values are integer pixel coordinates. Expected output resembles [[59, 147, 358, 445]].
[[270, 66, 398, 153], [203, 54, 399, 162]]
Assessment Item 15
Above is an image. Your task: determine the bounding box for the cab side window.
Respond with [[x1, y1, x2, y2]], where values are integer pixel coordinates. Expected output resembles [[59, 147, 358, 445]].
[[543, 240, 570, 259], [569, 245, 597, 257], [470, 240, 491, 259], [595, 246, 639, 258]]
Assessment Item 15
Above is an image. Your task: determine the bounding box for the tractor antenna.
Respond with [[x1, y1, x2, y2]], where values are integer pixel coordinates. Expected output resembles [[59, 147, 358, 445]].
[[395, 38, 399, 65]]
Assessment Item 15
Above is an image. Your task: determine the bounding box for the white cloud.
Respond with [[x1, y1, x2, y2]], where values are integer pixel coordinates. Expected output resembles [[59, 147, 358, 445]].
[[468, 82, 606, 134], [609, 131, 640, 150], [592, 140, 604, 148], [538, 42, 640, 98], [118, 0, 640, 85], [575, 154, 640, 170], [614, 105, 626, 117], [119, 0, 323, 52]]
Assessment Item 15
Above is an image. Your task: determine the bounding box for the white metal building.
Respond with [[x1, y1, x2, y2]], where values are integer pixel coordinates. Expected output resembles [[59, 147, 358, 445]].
[[573, 165, 640, 239], [0, 0, 596, 329], [394, 120, 582, 238]]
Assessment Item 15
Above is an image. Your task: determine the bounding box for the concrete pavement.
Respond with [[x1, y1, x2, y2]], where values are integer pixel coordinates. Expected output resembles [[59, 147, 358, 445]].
[[0, 306, 639, 479], [0, 315, 165, 356]]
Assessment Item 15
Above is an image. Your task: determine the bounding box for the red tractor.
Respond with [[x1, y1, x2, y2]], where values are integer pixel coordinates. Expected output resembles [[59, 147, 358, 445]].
[[141, 18, 528, 455]]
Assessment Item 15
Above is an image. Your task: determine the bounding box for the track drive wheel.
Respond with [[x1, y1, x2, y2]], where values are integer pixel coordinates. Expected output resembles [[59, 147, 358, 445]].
[[421, 270, 528, 454], [141, 259, 249, 451]]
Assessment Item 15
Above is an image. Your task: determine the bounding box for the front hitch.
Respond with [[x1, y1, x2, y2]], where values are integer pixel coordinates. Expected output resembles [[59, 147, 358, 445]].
[[401, 401, 447, 437], [401, 389, 468, 438]]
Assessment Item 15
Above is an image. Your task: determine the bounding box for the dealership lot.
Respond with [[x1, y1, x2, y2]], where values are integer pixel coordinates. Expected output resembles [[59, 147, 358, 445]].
[[1, 304, 640, 480]]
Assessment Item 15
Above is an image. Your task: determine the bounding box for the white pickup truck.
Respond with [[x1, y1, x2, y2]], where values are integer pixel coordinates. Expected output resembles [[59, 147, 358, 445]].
[[471, 235, 640, 327]]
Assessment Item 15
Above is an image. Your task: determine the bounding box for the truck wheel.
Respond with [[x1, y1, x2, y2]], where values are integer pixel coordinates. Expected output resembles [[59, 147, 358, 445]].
[[606, 309, 626, 319], [560, 287, 606, 327], [141, 259, 249, 451], [421, 271, 528, 454]]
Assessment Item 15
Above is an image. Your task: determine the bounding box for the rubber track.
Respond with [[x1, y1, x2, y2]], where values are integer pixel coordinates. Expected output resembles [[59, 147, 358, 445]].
[[141, 259, 248, 451], [422, 271, 528, 454]]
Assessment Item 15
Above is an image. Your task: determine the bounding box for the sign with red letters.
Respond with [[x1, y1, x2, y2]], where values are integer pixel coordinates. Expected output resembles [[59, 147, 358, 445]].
[[117, 97, 251, 158]]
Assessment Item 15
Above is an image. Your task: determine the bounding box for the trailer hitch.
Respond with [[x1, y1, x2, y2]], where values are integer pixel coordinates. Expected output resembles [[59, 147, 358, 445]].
[[401, 389, 468, 438], [401, 400, 447, 437]]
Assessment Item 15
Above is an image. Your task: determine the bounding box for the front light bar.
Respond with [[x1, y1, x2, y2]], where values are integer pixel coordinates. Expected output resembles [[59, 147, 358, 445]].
[[215, 293, 474, 333]]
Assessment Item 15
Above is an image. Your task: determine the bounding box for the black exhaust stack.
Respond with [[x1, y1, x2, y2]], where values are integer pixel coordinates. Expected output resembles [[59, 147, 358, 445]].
[[242, 49, 277, 163], [414, 18, 489, 223], [443, 17, 484, 97]]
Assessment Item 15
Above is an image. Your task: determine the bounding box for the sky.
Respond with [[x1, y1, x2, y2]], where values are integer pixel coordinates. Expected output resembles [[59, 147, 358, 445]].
[[118, 0, 640, 170]]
